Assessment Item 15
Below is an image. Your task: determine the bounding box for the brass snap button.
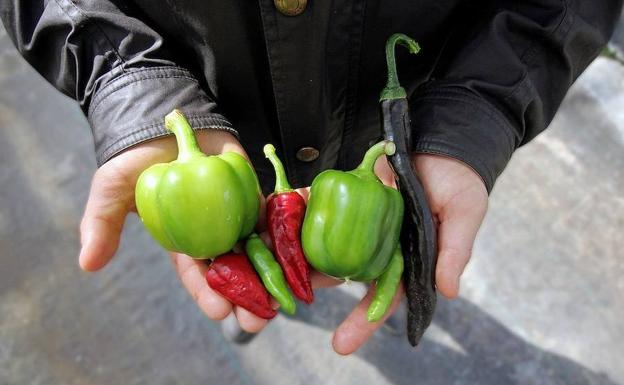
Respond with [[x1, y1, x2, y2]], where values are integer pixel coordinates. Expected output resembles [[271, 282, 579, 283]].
[[296, 147, 320, 162], [274, 0, 307, 16]]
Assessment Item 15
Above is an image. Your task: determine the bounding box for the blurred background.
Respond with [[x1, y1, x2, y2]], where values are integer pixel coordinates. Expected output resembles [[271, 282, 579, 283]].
[[1, 16, 623, 385]]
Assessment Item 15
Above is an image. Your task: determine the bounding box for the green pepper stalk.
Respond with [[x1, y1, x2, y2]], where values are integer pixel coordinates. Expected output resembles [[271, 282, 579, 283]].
[[352, 140, 397, 180], [264, 144, 293, 193], [380, 33, 421, 101], [135, 110, 261, 258], [167, 110, 203, 161]]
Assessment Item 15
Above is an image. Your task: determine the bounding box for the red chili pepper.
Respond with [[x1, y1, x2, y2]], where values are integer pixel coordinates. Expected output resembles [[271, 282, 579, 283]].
[[205, 253, 277, 319], [263, 144, 314, 304]]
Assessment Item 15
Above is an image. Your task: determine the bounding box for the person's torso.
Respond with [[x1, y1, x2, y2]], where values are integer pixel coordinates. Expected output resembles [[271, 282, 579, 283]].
[[133, 0, 470, 189]]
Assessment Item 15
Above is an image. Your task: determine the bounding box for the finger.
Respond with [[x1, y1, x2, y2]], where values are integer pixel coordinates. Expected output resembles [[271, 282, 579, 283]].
[[332, 283, 404, 355], [311, 270, 343, 289], [234, 306, 269, 333], [256, 194, 268, 233], [435, 194, 487, 299], [295, 187, 310, 202], [195, 130, 247, 157], [170, 252, 232, 320], [78, 168, 134, 271], [258, 231, 273, 248], [374, 155, 397, 188]]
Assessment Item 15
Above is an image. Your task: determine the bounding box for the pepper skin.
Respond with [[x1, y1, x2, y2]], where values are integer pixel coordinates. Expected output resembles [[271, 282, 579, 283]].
[[135, 109, 261, 259], [245, 233, 297, 315], [380, 34, 438, 346], [367, 244, 404, 322], [205, 253, 277, 320], [263, 144, 314, 303], [302, 140, 404, 282]]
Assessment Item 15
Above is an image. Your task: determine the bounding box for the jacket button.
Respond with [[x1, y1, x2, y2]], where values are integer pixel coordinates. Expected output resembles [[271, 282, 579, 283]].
[[296, 147, 319, 162], [274, 0, 307, 16]]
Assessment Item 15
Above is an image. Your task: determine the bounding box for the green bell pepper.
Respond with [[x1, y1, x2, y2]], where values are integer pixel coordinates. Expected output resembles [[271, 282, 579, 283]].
[[301, 140, 404, 281], [135, 110, 261, 259]]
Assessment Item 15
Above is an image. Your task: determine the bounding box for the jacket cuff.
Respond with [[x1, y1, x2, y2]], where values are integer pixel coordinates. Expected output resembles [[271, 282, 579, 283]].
[[408, 85, 519, 193], [88, 66, 236, 166]]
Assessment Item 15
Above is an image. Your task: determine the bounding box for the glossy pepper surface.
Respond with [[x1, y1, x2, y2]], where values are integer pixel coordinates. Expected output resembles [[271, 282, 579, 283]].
[[380, 33, 438, 346], [205, 253, 276, 319], [245, 233, 297, 315], [263, 144, 314, 303], [135, 110, 261, 259], [302, 140, 404, 281], [367, 244, 404, 322]]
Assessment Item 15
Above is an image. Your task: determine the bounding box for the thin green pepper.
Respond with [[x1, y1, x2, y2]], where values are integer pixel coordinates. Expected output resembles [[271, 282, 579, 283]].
[[367, 244, 404, 322], [245, 233, 296, 315]]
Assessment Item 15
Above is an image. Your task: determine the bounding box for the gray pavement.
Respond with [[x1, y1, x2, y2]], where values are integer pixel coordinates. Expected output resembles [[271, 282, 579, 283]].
[[1, 21, 623, 385]]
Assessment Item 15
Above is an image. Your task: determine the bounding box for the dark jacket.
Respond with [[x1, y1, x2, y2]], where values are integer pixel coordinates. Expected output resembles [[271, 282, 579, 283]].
[[1, 1, 621, 193]]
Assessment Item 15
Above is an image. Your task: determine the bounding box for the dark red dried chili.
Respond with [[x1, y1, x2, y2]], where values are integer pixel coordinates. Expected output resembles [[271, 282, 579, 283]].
[[262, 144, 314, 304], [205, 253, 277, 319]]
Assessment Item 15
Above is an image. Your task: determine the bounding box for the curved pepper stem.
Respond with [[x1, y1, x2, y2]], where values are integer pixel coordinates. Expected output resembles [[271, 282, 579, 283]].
[[165, 109, 204, 161], [380, 33, 420, 101], [356, 140, 396, 173], [263, 144, 293, 193]]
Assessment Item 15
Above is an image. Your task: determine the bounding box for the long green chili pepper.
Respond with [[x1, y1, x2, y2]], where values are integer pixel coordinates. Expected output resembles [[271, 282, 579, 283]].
[[380, 33, 438, 346], [367, 244, 404, 322], [245, 233, 297, 315]]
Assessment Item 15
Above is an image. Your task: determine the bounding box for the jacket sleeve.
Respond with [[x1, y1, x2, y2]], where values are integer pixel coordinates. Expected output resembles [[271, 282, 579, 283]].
[[0, 0, 236, 166], [409, 0, 623, 192]]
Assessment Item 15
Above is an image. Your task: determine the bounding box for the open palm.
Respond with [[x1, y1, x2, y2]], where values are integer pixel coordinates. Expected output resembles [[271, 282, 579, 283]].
[[322, 154, 488, 354]]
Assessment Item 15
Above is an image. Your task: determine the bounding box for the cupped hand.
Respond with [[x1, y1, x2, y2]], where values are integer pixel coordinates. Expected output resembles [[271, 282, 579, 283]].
[[78, 129, 272, 332], [323, 153, 489, 355], [79, 132, 488, 353]]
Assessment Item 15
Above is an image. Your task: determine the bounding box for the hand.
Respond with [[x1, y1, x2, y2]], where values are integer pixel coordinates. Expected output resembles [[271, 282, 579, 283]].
[[329, 153, 488, 354], [78, 129, 273, 332]]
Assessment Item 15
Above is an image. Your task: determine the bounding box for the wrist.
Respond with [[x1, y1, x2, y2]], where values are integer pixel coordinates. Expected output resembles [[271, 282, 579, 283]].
[[102, 128, 245, 187]]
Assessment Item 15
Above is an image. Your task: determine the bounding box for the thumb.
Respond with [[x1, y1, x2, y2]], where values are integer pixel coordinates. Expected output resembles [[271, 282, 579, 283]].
[[78, 166, 134, 271], [435, 191, 487, 298]]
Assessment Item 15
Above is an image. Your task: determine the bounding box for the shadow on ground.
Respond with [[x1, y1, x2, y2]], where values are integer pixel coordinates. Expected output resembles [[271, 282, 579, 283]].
[[285, 289, 616, 385]]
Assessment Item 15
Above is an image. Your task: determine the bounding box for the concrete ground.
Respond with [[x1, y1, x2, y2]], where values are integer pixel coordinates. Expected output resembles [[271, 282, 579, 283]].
[[1, 21, 623, 385]]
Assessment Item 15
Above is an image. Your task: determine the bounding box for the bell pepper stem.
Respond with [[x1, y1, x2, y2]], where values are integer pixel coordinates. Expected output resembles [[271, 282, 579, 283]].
[[263, 144, 294, 193], [357, 140, 396, 173], [380, 33, 420, 101], [165, 109, 204, 161]]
